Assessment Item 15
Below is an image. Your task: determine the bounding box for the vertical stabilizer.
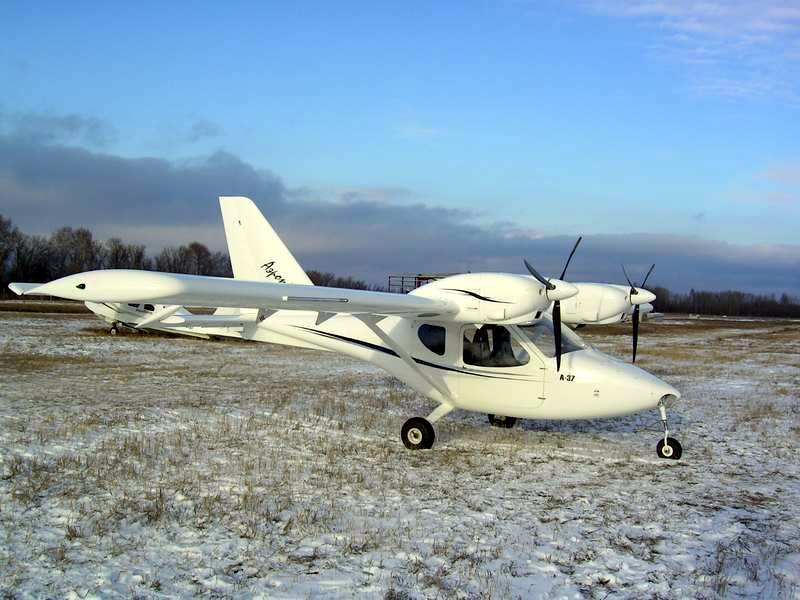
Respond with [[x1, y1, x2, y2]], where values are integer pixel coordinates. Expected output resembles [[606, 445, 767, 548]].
[[219, 196, 312, 285]]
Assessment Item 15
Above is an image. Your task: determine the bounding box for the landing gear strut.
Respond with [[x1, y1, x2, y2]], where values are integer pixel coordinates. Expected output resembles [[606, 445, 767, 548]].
[[487, 414, 517, 428], [109, 323, 119, 336], [656, 399, 682, 460], [401, 403, 453, 450]]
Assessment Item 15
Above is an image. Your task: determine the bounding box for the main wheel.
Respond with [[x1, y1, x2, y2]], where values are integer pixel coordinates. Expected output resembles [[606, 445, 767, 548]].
[[656, 437, 682, 460], [109, 325, 118, 336], [401, 417, 435, 450], [487, 414, 517, 429]]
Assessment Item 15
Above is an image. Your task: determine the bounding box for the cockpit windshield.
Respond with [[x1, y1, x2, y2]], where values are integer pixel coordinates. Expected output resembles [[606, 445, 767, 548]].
[[518, 317, 587, 358]]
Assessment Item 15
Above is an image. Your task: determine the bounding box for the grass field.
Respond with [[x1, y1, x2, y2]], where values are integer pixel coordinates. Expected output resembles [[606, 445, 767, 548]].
[[1, 312, 799, 598]]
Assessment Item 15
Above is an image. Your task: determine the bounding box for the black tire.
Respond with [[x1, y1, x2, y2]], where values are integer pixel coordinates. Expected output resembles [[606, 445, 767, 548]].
[[401, 417, 435, 450], [656, 437, 682, 460], [110, 326, 118, 336], [487, 414, 517, 429]]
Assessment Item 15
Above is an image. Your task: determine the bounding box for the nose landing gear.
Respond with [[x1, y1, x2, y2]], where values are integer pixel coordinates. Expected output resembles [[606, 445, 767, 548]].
[[656, 399, 682, 460]]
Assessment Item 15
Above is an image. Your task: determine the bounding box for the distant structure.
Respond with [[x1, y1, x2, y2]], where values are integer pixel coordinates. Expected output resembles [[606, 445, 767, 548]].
[[387, 273, 461, 294]]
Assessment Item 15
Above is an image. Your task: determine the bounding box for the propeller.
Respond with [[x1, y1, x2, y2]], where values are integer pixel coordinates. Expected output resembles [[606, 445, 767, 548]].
[[621, 263, 655, 363], [524, 236, 582, 371]]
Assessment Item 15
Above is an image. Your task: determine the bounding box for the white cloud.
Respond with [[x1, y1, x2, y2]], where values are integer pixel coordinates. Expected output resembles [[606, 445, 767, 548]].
[[581, 1, 800, 100]]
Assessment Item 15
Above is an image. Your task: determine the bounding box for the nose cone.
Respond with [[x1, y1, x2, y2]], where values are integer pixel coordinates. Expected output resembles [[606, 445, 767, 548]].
[[547, 279, 578, 301], [568, 350, 680, 417], [631, 288, 656, 305]]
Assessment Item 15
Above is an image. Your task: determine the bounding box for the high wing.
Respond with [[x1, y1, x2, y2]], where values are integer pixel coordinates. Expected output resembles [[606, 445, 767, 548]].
[[13, 269, 458, 318]]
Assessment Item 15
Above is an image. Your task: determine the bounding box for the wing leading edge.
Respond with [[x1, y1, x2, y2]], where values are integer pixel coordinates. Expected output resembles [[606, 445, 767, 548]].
[[14, 269, 457, 318]]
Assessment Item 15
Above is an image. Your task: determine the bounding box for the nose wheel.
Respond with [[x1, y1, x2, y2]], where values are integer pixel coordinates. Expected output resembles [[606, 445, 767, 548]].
[[657, 437, 682, 459], [656, 400, 682, 460]]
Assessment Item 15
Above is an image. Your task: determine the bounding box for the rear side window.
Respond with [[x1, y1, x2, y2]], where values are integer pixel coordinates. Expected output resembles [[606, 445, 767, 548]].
[[144, 304, 155, 312], [418, 324, 446, 356]]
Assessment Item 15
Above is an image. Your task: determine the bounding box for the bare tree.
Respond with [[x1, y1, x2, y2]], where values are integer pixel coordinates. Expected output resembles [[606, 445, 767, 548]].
[[187, 242, 212, 275], [8, 234, 51, 284], [49, 227, 102, 275], [307, 270, 378, 290], [103, 238, 129, 269], [155, 246, 193, 274], [0, 216, 20, 285]]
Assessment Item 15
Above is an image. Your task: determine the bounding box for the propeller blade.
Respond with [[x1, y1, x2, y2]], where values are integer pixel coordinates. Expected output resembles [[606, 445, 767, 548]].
[[553, 300, 562, 371], [621, 264, 638, 296], [632, 304, 640, 363], [641, 263, 656, 288], [558, 236, 582, 280], [524, 259, 555, 290]]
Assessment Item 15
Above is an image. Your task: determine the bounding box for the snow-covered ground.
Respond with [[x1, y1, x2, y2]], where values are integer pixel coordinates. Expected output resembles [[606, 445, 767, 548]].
[[1, 313, 798, 599]]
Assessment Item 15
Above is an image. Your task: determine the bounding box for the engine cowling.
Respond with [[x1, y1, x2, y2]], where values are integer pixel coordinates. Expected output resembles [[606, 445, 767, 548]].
[[558, 283, 657, 325], [410, 272, 576, 324]]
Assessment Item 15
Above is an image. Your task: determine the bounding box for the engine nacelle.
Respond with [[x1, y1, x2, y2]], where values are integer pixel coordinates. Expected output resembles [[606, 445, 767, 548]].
[[559, 283, 657, 325], [410, 272, 573, 324]]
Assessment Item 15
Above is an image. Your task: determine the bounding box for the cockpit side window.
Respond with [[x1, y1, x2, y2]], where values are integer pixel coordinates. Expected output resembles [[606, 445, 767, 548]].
[[128, 303, 140, 309], [463, 325, 529, 367], [144, 304, 155, 312], [418, 324, 446, 356]]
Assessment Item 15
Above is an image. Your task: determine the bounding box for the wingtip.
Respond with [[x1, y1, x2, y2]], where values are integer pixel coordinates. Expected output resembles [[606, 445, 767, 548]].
[[8, 282, 41, 296]]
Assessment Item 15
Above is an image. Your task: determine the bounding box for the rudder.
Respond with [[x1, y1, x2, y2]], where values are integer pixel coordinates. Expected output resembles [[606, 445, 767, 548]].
[[219, 196, 312, 285]]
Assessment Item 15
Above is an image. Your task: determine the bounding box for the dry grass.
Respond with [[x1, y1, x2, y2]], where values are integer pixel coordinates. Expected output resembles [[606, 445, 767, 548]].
[[0, 300, 90, 314], [0, 352, 96, 373], [1, 312, 799, 598]]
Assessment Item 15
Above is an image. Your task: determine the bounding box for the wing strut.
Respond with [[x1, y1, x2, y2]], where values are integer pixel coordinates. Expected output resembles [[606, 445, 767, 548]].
[[136, 305, 183, 329], [356, 315, 456, 405]]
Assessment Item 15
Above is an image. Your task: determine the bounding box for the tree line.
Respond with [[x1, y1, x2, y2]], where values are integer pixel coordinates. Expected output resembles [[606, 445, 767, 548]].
[[649, 286, 800, 319], [1, 214, 798, 316]]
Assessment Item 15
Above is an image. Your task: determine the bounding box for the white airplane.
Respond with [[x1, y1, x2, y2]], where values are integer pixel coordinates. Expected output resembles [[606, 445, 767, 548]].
[[85, 301, 249, 339], [9, 197, 683, 459]]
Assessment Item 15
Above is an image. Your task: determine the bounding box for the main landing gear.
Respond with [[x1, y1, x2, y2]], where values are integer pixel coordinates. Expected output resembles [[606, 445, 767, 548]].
[[656, 398, 682, 460], [487, 414, 517, 429], [401, 403, 453, 450], [109, 322, 119, 336]]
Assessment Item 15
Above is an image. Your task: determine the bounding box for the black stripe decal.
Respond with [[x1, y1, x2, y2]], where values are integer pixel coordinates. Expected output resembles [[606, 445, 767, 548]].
[[294, 326, 533, 381], [412, 357, 517, 380], [294, 326, 399, 357], [444, 288, 512, 304]]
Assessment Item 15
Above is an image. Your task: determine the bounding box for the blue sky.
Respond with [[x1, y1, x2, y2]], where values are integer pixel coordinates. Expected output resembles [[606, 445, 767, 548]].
[[1, 1, 799, 292]]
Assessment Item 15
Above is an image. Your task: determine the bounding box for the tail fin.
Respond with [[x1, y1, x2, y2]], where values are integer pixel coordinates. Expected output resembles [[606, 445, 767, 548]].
[[219, 196, 312, 285]]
